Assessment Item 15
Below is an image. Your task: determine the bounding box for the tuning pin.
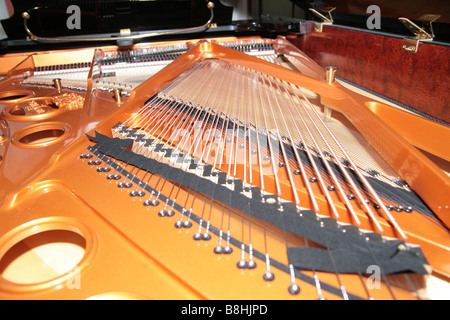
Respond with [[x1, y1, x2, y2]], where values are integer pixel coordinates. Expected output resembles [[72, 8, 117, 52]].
[[263, 272, 275, 281], [288, 264, 300, 295], [88, 159, 101, 165], [118, 181, 132, 188], [143, 198, 159, 206], [288, 283, 301, 295], [214, 246, 224, 254], [247, 260, 257, 269]]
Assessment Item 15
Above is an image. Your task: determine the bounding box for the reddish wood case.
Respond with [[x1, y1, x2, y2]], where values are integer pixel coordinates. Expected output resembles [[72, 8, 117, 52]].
[[288, 22, 449, 124]]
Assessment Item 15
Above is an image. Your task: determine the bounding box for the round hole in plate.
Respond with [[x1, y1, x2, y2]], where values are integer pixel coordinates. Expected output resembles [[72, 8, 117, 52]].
[[0, 229, 86, 285], [2, 97, 63, 121], [12, 122, 70, 148]]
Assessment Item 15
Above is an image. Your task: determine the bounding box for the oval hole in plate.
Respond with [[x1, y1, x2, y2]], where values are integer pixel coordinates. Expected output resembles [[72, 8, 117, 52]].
[[7, 105, 26, 116], [0, 94, 27, 101], [12, 122, 70, 147], [0, 90, 34, 103], [0, 230, 86, 285], [19, 128, 65, 145]]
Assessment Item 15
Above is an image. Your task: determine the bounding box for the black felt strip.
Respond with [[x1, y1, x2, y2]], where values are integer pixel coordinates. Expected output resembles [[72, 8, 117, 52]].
[[287, 244, 428, 275], [139, 99, 436, 220], [87, 132, 429, 276], [88, 143, 364, 300]]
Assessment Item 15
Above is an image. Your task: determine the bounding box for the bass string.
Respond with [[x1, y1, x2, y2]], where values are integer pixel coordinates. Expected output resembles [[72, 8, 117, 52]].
[[230, 62, 418, 297], [140, 60, 403, 298], [290, 81, 423, 299], [244, 63, 325, 292], [275, 69, 417, 298], [261, 54, 406, 194], [296, 84, 409, 242], [250, 67, 353, 298], [226, 63, 412, 299], [249, 63, 388, 298], [86, 59, 421, 299], [131, 60, 305, 292], [278, 77, 421, 298], [255, 69, 335, 298], [275, 77, 394, 298]]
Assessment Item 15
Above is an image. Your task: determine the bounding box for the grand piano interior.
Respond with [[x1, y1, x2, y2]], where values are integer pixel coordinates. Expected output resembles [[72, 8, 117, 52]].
[[0, 0, 449, 300]]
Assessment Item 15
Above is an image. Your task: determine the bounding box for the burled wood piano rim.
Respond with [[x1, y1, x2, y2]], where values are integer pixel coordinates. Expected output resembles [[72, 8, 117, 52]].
[[288, 26, 450, 125]]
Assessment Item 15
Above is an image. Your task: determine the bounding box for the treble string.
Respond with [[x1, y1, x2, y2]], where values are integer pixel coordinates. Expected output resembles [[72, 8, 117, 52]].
[[183, 62, 233, 237], [155, 62, 225, 227], [131, 60, 236, 233], [108, 60, 217, 200], [204, 62, 237, 253], [84, 60, 205, 173]]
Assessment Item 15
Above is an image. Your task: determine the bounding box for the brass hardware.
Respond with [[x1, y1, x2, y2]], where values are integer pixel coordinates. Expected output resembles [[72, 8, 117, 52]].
[[309, 7, 335, 32], [323, 66, 337, 121], [113, 89, 122, 105], [21, 2, 215, 42], [53, 78, 62, 93], [399, 14, 440, 53], [325, 66, 337, 84], [402, 38, 420, 53], [120, 29, 131, 37]]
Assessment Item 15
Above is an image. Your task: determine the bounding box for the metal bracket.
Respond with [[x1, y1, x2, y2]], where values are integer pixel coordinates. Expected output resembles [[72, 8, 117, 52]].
[[399, 14, 440, 52], [309, 7, 335, 32], [21, 1, 215, 42]]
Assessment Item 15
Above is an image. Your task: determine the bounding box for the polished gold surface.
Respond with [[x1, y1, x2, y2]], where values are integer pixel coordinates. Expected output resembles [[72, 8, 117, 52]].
[[0, 35, 448, 300]]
